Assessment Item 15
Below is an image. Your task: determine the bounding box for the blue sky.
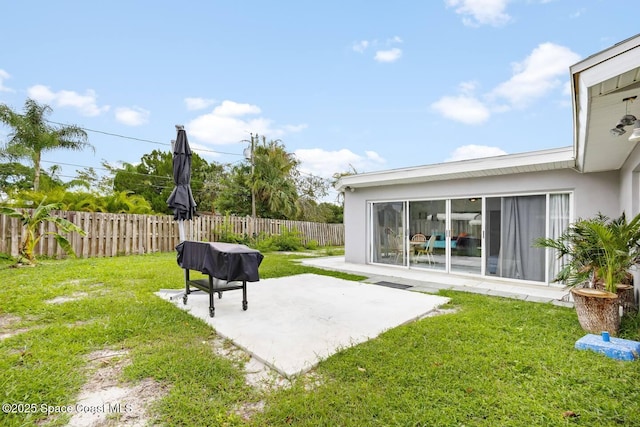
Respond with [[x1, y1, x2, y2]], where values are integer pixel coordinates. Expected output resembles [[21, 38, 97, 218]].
[[0, 1, 638, 196]]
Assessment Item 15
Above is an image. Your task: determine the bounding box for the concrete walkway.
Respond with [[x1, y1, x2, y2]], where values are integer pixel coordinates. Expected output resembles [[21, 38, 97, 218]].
[[300, 256, 573, 307]]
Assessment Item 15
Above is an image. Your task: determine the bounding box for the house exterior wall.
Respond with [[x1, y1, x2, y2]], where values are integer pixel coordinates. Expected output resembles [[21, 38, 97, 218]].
[[343, 168, 620, 265], [620, 141, 640, 217], [619, 143, 640, 302]]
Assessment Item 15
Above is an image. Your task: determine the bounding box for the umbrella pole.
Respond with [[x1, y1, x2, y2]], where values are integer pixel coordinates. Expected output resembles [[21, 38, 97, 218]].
[[179, 220, 186, 242]]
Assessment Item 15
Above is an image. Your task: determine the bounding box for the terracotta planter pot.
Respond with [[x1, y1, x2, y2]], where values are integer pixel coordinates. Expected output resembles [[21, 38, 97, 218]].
[[571, 288, 620, 335]]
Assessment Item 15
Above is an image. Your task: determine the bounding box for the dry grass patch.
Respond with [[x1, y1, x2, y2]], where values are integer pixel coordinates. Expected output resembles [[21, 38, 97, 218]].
[[39, 349, 168, 427], [0, 313, 35, 341]]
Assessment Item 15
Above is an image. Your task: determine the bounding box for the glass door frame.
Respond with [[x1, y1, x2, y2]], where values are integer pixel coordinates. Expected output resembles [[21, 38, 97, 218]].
[[447, 197, 485, 276], [369, 198, 486, 274], [368, 200, 408, 267], [368, 192, 572, 285]]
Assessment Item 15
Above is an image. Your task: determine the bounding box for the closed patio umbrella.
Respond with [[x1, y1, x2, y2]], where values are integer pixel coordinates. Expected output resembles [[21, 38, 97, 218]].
[[167, 125, 197, 242]]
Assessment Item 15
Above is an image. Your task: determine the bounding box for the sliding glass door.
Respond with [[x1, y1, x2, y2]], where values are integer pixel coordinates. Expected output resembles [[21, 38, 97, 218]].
[[485, 194, 569, 282], [408, 200, 446, 270], [371, 193, 571, 284], [371, 202, 406, 266], [450, 198, 482, 274]]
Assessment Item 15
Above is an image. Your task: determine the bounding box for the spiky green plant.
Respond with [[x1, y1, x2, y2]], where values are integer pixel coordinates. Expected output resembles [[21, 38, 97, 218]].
[[0, 199, 86, 264], [536, 212, 640, 292]]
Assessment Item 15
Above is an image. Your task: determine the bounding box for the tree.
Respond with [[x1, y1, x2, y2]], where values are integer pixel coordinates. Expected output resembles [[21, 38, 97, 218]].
[[0, 162, 66, 197], [216, 136, 299, 218], [216, 135, 333, 220], [318, 202, 343, 223], [0, 162, 39, 193], [8, 187, 153, 214], [0, 98, 92, 191], [215, 164, 252, 216], [113, 153, 173, 214], [196, 161, 227, 214], [251, 136, 299, 219], [331, 165, 359, 204], [112, 149, 224, 214], [0, 199, 86, 265], [294, 173, 330, 221]]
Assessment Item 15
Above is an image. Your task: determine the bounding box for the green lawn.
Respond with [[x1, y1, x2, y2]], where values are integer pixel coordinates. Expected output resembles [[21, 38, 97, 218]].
[[0, 252, 639, 426]]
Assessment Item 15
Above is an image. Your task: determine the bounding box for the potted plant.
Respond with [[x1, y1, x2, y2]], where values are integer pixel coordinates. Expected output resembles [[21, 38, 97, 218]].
[[536, 213, 640, 335], [604, 213, 640, 316]]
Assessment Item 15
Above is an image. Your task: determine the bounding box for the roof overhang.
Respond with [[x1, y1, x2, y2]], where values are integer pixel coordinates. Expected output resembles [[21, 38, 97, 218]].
[[572, 34, 640, 173], [336, 147, 576, 191]]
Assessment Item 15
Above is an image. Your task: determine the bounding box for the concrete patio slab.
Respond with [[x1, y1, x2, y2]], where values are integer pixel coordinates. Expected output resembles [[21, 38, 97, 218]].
[[156, 273, 449, 378]]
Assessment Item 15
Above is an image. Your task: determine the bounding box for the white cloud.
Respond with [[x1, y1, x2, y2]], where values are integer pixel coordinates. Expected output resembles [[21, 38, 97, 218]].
[[445, 0, 511, 27], [213, 100, 261, 117], [184, 97, 216, 111], [187, 100, 306, 145], [431, 94, 491, 125], [115, 106, 150, 126], [490, 43, 581, 108], [0, 69, 13, 92], [27, 84, 109, 116], [374, 48, 403, 63], [446, 144, 507, 161], [353, 36, 403, 62], [433, 43, 579, 124], [352, 40, 369, 53], [294, 148, 386, 178]]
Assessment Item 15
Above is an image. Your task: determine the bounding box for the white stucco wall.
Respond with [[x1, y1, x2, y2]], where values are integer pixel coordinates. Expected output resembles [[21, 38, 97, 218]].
[[343, 168, 620, 264], [620, 142, 640, 217], [619, 142, 640, 302]]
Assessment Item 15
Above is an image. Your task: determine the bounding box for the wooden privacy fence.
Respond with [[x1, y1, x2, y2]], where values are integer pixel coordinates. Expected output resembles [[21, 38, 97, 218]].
[[0, 211, 344, 260]]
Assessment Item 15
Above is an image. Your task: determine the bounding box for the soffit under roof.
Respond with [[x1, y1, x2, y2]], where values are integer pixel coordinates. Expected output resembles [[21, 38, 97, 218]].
[[573, 35, 640, 173]]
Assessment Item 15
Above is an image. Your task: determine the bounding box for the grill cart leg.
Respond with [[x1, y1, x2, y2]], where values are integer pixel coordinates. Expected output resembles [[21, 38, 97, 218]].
[[208, 276, 215, 317], [183, 269, 190, 305], [242, 281, 248, 310]]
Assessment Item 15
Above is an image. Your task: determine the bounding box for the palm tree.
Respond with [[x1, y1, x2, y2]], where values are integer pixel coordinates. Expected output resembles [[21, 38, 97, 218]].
[[0, 98, 92, 191], [252, 136, 299, 219], [536, 212, 640, 292]]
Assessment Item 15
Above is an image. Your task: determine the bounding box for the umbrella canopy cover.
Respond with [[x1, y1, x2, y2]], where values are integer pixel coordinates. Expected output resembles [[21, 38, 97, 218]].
[[167, 128, 197, 221]]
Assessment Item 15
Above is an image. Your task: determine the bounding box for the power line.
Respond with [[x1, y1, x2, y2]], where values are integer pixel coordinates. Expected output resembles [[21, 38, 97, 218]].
[[41, 160, 174, 181], [45, 120, 245, 157], [47, 173, 178, 192], [41, 158, 330, 191], [40, 120, 332, 182]]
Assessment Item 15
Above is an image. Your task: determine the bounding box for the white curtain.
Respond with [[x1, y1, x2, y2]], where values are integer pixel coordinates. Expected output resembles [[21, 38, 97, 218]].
[[498, 196, 546, 281], [548, 194, 570, 283]]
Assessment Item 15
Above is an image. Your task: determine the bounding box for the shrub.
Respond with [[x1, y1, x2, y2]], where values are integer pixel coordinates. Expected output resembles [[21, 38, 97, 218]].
[[305, 239, 319, 250], [0, 199, 86, 265], [214, 214, 249, 245], [253, 228, 304, 252], [271, 228, 303, 251]]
